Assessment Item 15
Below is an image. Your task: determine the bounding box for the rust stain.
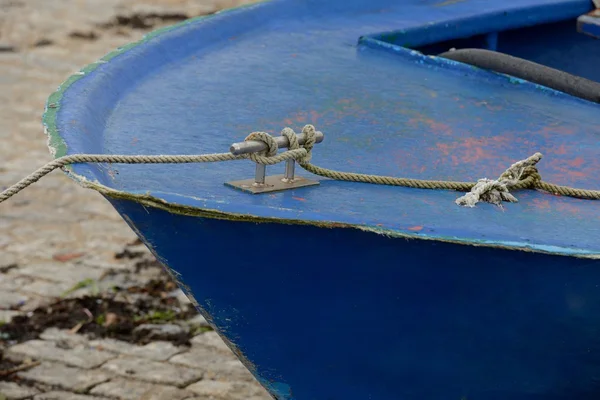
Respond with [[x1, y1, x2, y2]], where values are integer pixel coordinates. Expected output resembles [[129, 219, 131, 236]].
[[309, 110, 320, 124], [555, 199, 585, 215], [131, 137, 139, 145], [408, 117, 454, 136], [432, 135, 512, 168], [531, 198, 551, 210], [408, 226, 423, 232], [567, 157, 585, 168], [295, 114, 307, 123], [292, 196, 306, 202]]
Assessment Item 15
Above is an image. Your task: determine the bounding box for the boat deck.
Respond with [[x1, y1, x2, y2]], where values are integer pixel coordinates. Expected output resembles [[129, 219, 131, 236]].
[[50, 0, 600, 256]]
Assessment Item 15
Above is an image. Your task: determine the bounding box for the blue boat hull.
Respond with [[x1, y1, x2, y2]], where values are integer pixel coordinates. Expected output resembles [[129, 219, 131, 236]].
[[111, 197, 600, 400], [40, 0, 600, 397]]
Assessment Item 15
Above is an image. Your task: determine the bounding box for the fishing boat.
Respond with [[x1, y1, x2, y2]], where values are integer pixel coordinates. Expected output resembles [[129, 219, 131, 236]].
[[5, 0, 600, 398]]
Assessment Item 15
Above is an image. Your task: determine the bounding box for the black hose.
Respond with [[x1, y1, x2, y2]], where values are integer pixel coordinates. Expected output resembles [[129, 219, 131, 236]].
[[437, 48, 600, 104]]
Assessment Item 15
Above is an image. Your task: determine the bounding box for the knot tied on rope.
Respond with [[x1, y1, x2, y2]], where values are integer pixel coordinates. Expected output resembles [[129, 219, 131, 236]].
[[455, 153, 543, 207], [1, 125, 599, 207], [243, 124, 317, 165]]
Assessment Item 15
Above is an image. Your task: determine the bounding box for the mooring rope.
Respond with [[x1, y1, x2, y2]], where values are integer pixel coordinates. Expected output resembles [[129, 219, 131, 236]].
[[1, 124, 599, 207]]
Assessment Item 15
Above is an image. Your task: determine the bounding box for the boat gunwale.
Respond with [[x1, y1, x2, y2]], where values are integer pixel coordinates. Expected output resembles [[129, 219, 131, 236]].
[[42, 0, 600, 260]]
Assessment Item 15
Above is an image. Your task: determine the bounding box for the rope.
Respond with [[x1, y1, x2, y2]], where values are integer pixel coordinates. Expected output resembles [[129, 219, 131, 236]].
[[1, 124, 599, 207]]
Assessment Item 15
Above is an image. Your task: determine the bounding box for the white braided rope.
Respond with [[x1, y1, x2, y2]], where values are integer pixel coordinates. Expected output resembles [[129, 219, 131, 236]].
[[2, 125, 599, 207], [0, 148, 308, 204]]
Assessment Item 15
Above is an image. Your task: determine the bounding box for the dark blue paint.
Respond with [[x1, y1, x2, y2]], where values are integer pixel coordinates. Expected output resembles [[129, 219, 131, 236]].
[[410, 19, 600, 83], [50, 0, 600, 398], [578, 13, 600, 39], [113, 198, 600, 400]]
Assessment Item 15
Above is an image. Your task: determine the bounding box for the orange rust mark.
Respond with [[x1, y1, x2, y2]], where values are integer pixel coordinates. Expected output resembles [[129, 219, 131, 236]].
[[407, 117, 452, 136], [436, 143, 451, 156], [131, 137, 139, 145], [408, 226, 423, 232], [531, 198, 551, 210], [290, 53, 297, 58], [458, 137, 494, 164], [293, 196, 306, 202], [555, 199, 583, 215], [283, 118, 294, 126], [310, 110, 320, 124], [229, 36, 237, 40], [567, 157, 584, 168], [553, 163, 587, 180]]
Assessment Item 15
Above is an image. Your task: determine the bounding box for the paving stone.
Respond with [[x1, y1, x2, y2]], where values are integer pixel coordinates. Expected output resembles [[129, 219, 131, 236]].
[[133, 324, 189, 343], [0, 310, 21, 323], [190, 331, 231, 353], [185, 380, 270, 400], [17, 263, 105, 285], [19, 362, 112, 392], [39, 328, 89, 346], [8, 340, 115, 369], [0, 274, 34, 292], [186, 314, 210, 328], [89, 338, 185, 361], [169, 346, 236, 371], [202, 360, 258, 382], [91, 378, 194, 400], [34, 391, 107, 400], [0, 253, 18, 270], [101, 356, 203, 387], [18, 279, 73, 298], [0, 381, 40, 399], [0, 291, 28, 309]]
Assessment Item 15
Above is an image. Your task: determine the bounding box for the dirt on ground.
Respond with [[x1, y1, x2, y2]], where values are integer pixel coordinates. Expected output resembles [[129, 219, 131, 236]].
[[0, 242, 203, 348]]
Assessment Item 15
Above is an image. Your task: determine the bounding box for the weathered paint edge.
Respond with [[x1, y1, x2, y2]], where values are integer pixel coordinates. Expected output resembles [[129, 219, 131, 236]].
[[40, 0, 600, 262], [41, 0, 272, 169], [76, 176, 600, 260]]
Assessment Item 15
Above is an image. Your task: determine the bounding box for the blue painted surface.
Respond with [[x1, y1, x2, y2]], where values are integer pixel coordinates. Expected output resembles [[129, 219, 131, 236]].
[[578, 13, 600, 39], [113, 198, 600, 400], [49, 0, 600, 398], [54, 0, 600, 257]]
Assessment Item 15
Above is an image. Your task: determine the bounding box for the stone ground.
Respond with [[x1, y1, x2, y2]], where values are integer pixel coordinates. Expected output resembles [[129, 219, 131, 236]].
[[0, 0, 271, 399]]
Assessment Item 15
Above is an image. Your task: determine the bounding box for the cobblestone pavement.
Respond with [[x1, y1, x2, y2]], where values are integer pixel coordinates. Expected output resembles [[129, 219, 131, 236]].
[[0, 0, 270, 399]]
